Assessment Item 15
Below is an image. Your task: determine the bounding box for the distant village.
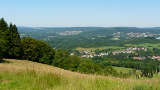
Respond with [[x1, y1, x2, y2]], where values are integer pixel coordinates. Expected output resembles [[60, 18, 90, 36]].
[[58, 31, 82, 36], [112, 32, 160, 40], [72, 47, 160, 61]]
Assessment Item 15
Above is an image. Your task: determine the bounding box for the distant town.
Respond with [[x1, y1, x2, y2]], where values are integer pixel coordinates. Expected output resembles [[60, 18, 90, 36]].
[[72, 47, 160, 61]]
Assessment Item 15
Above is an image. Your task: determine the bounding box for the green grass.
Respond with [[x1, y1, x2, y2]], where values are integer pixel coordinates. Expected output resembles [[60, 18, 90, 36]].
[[0, 59, 160, 90], [77, 43, 160, 52], [113, 66, 135, 73], [125, 43, 160, 49], [0, 70, 120, 90], [76, 46, 124, 51], [76, 43, 160, 51], [112, 66, 141, 78], [0, 70, 159, 90]]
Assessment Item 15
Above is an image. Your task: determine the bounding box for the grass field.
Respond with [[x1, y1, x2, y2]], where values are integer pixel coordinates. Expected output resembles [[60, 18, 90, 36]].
[[76, 43, 160, 52], [76, 46, 124, 51], [0, 59, 160, 90], [113, 66, 138, 74], [125, 43, 160, 49], [112, 66, 141, 78]]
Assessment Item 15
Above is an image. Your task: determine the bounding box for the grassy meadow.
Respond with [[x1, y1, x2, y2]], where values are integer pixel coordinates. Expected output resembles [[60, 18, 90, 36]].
[[0, 59, 160, 90], [76, 46, 124, 51], [125, 43, 160, 49], [76, 43, 160, 52]]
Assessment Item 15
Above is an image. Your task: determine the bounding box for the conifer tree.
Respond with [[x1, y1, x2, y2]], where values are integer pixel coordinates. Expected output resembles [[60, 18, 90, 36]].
[[0, 18, 21, 59], [0, 18, 9, 58], [8, 24, 22, 58], [0, 40, 3, 60], [0, 18, 8, 32]]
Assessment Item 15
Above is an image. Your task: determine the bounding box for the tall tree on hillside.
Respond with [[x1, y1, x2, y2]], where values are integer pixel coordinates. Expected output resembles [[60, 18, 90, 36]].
[[0, 18, 9, 58], [0, 39, 4, 60], [0, 18, 22, 59], [8, 24, 22, 58], [0, 18, 8, 32]]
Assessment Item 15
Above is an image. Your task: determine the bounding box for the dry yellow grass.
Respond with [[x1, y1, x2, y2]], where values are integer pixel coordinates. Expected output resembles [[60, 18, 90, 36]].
[[0, 59, 139, 80], [0, 59, 160, 90]]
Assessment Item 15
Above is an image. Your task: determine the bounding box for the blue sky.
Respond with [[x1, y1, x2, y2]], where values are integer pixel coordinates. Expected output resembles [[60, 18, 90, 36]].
[[1, 0, 160, 27]]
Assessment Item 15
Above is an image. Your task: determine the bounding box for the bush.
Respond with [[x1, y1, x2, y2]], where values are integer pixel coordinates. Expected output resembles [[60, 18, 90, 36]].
[[21, 37, 55, 63], [78, 59, 101, 74]]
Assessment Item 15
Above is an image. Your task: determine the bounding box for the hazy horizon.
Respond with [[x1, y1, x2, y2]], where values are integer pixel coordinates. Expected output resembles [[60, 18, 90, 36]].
[[18, 26, 160, 28]]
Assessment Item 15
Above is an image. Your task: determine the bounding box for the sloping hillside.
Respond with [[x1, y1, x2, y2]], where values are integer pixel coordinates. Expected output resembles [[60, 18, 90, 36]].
[[0, 59, 160, 90]]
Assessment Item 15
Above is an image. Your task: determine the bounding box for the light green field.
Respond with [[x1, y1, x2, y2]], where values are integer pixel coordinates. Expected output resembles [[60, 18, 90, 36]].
[[111, 37, 120, 40], [76, 46, 124, 51], [113, 66, 136, 73], [125, 43, 160, 49], [0, 59, 160, 90], [76, 43, 160, 52], [112, 66, 141, 78]]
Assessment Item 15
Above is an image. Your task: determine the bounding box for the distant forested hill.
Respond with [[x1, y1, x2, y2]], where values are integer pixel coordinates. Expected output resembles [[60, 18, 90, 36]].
[[18, 27, 160, 49]]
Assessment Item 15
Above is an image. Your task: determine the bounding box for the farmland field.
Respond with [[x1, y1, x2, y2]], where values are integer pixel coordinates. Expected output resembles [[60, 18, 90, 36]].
[[125, 43, 160, 49]]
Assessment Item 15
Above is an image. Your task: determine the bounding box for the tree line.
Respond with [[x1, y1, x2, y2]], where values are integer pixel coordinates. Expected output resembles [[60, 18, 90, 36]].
[[93, 57, 160, 78]]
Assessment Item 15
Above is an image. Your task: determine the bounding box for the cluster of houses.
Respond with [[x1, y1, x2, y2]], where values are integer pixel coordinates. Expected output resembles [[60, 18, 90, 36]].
[[126, 32, 158, 38], [112, 47, 147, 55], [133, 56, 160, 61], [72, 47, 160, 61], [76, 47, 148, 58], [81, 52, 109, 58], [58, 31, 82, 36], [133, 57, 146, 60], [112, 32, 160, 39], [151, 56, 160, 60]]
